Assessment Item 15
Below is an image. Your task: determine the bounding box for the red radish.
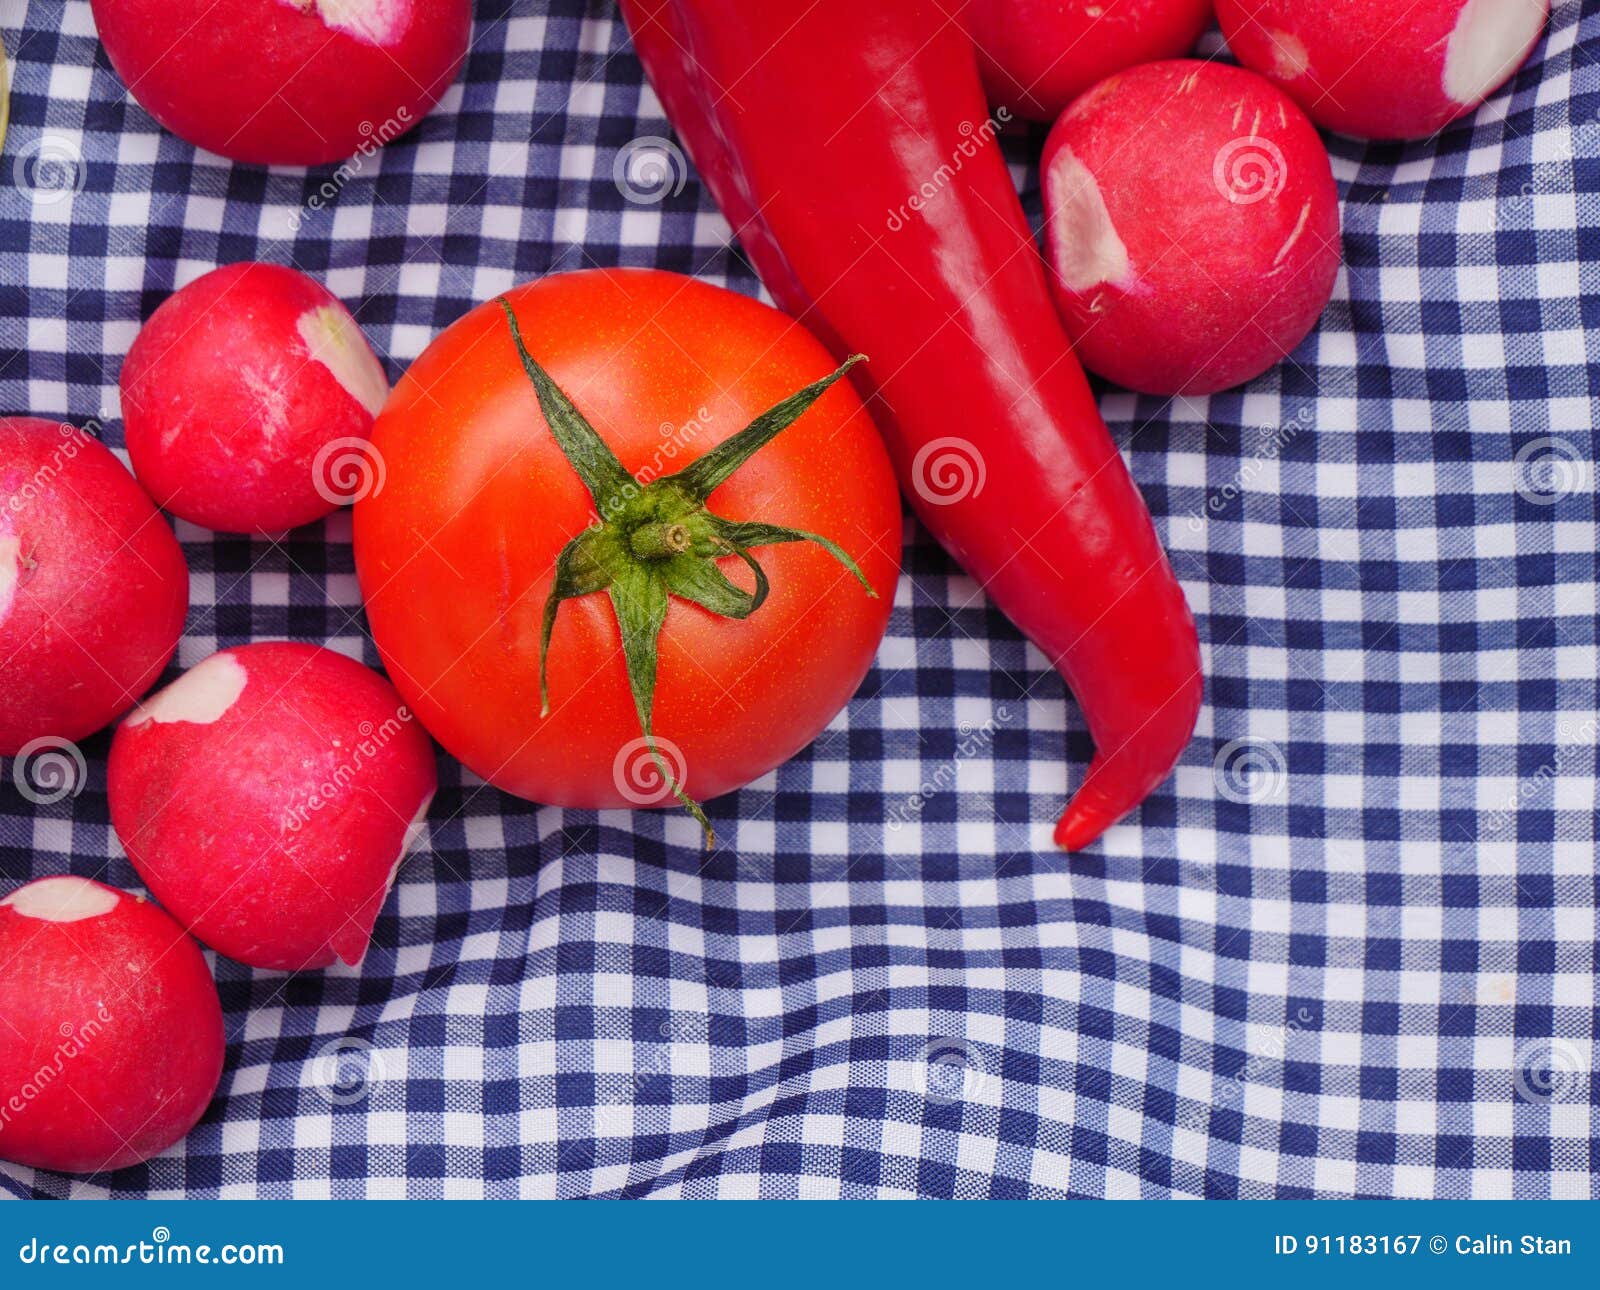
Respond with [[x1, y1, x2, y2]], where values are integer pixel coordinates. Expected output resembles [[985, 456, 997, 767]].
[[1041, 60, 1341, 395], [108, 641, 436, 972], [0, 876, 224, 1174], [968, 0, 1213, 122], [120, 262, 389, 536], [89, 0, 472, 166], [0, 418, 187, 756], [1217, 0, 1549, 140]]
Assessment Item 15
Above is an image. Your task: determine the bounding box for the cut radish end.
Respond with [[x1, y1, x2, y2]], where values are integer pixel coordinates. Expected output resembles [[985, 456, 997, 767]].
[[1046, 147, 1131, 293], [2, 875, 121, 923], [1218, 0, 1549, 140], [127, 651, 248, 728], [0, 535, 20, 626], [338, 789, 433, 967], [1444, 0, 1547, 106], [298, 304, 390, 417], [283, 0, 413, 48]]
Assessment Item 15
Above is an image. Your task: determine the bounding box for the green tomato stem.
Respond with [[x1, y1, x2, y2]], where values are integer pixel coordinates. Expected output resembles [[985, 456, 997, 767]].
[[496, 294, 876, 846], [629, 520, 693, 560]]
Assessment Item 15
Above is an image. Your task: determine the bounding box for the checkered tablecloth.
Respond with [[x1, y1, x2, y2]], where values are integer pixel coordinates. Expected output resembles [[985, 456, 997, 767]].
[[1, 0, 1596, 1199]]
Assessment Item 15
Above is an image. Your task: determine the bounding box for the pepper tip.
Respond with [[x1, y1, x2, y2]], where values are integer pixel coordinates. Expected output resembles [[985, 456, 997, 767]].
[[1054, 799, 1113, 852]]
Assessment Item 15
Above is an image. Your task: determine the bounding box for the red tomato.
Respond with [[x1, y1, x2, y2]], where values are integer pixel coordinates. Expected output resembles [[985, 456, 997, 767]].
[[353, 269, 900, 821]]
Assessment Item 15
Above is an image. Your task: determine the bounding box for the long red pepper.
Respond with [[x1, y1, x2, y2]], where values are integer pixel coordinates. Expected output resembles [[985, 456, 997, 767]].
[[620, 0, 1202, 849]]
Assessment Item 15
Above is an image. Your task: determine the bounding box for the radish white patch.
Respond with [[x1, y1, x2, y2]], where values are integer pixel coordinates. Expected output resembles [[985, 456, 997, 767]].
[[298, 304, 389, 417], [284, 0, 413, 47], [1445, 0, 1547, 106], [391, 790, 434, 888], [127, 651, 247, 727], [0, 535, 20, 626], [1, 875, 120, 923], [1046, 149, 1130, 293]]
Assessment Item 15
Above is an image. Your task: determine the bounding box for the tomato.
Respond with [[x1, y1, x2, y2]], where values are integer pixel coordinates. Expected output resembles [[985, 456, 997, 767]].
[[353, 269, 900, 830]]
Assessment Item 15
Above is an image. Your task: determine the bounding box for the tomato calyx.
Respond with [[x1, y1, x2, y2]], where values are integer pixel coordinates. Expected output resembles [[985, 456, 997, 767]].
[[496, 297, 877, 846]]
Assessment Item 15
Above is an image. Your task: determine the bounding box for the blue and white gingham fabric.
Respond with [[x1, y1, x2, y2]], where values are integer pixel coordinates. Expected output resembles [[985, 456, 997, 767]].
[[1, 0, 1596, 1199]]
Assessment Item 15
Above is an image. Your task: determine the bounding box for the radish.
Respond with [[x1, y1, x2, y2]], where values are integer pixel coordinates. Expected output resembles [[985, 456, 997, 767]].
[[89, 0, 473, 166], [0, 876, 224, 1174], [0, 417, 188, 756], [1041, 60, 1341, 395], [968, 0, 1213, 122], [108, 641, 436, 972], [120, 263, 390, 536], [1217, 0, 1549, 140]]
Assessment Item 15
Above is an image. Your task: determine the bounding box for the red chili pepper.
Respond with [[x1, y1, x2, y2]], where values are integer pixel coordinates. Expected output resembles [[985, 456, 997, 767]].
[[620, 0, 1202, 849]]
